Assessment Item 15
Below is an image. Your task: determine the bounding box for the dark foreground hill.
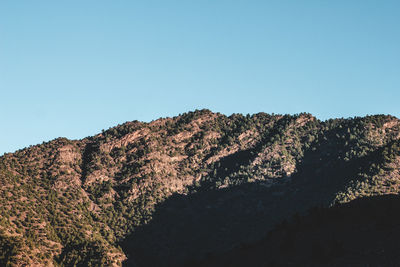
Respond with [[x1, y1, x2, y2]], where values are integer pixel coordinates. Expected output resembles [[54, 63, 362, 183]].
[[0, 109, 400, 266], [193, 194, 400, 267]]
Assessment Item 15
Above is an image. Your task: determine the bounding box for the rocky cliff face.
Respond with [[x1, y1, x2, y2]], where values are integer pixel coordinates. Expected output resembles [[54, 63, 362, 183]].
[[1, 109, 400, 266]]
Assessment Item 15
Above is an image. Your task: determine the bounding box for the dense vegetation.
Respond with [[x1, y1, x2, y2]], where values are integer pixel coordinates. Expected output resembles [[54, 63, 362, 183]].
[[0, 109, 399, 266], [193, 194, 400, 266]]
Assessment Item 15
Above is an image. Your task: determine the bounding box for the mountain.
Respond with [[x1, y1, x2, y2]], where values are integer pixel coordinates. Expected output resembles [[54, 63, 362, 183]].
[[0, 109, 400, 266], [193, 194, 400, 267]]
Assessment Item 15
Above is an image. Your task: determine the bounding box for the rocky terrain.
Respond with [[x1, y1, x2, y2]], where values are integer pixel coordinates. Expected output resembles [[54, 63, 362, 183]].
[[1, 109, 400, 266]]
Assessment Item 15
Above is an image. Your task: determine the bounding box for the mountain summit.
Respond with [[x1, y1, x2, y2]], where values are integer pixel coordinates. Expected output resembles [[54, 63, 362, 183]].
[[1, 110, 400, 266]]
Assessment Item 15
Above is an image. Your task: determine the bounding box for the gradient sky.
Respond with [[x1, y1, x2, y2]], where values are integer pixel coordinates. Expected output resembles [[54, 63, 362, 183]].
[[1, 1, 399, 155]]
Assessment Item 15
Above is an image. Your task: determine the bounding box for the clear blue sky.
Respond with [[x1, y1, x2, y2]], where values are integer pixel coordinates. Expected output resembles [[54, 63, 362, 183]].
[[1, 1, 399, 155]]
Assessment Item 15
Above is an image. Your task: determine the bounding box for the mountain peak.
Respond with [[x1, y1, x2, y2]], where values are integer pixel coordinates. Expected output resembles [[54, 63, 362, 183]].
[[1, 111, 400, 266]]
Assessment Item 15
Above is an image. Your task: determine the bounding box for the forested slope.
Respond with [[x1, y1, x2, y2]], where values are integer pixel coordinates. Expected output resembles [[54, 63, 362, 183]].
[[0, 110, 399, 266]]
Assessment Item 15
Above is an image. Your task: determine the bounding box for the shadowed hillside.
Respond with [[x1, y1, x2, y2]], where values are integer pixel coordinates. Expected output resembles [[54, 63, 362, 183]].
[[192, 194, 400, 267], [0, 110, 400, 266]]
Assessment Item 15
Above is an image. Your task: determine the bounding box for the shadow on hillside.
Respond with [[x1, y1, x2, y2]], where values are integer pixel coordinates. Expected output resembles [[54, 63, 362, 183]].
[[121, 181, 294, 267], [192, 194, 400, 267], [120, 125, 390, 267]]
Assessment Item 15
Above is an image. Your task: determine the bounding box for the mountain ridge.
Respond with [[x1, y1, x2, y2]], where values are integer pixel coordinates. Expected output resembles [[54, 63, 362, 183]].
[[1, 109, 400, 266]]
